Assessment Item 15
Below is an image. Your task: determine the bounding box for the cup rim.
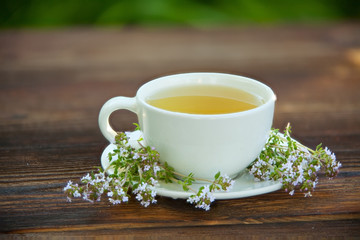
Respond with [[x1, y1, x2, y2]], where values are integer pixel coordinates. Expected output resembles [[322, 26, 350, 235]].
[[137, 72, 276, 118]]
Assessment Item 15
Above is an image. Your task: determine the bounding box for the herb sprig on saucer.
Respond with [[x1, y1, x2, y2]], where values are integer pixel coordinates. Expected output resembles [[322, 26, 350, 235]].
[[64, 123, 341, 210], [249, 123, 341, 197]]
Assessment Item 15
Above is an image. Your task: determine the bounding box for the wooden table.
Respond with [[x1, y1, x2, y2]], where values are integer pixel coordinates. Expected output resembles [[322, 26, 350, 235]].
[[1, 23, 359, 238]]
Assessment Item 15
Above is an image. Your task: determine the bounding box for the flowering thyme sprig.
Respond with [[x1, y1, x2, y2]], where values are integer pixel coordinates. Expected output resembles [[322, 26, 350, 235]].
[[64, 123, 340, 210], [64, 129, 233, 210], [187, 172, 235, 210], [248, 123, 341, 197]]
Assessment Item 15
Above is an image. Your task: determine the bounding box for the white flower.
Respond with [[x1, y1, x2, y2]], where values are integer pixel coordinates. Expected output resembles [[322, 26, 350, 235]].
[[314, 164, 321, 172], [109, 198, 122, 205], [140, 200, 150, 207], [119, 148, 128, 157], [304, 191, 312, 197], [73, 190, 81, 198], [82, 194, 90, 202], [313, 180, 318, 189], [63, 181, 73, 192], [187, 195, 200, 204], [133, 182, 147, 193], [325, 147, 336, 161], [97, 187, 104, 196], [117, 188, 126, 196], [81, 173, 92, 183], [198, 202, 211, 211], [122, 195, 129, 202], [103, 181, 110, 191], [133, 152, 140, 160], [132, 181, 157, 207], [281, 159, 294, 172], [187, 185, 215, 211], [221, 174, 235, 192], [94, 172, 105, 184], [334, 162, 342, 171], [136, 193, 143, 201], [150, 177, 158, 186], [151, 189, 157, 198], [153, 165, 161, 175], [293, 174, 304, 186]]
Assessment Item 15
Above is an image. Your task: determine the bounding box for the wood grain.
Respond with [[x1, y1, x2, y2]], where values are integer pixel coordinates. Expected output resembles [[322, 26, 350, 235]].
[[0, 23, 359, 238]]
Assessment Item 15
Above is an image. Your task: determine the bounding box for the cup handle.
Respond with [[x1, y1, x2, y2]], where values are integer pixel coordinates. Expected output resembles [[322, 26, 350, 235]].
[[98, 96, 137, 143]]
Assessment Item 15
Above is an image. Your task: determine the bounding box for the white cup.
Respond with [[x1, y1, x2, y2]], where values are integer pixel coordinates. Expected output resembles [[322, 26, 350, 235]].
[[99, 73, 276, 180]]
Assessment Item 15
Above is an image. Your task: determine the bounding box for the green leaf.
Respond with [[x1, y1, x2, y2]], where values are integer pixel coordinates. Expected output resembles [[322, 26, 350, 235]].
[[214, 171, 221, 179], [133, 123, 141, 131], [316, 143, 323, 151]]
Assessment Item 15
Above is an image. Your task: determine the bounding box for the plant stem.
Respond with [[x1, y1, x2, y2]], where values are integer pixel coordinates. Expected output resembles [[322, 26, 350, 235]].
[[169, 176, 198, 193], [172, 171, 213, 183], [276, 131, 315, 154]]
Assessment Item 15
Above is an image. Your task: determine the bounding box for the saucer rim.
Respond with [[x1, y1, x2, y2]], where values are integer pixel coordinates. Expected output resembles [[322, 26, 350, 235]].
[[100, 143, 282, 200], [155, 175, 282, 200]]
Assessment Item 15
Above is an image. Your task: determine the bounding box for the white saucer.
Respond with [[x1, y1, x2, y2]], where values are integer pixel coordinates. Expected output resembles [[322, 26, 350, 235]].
[[101, 143, 282, 200]]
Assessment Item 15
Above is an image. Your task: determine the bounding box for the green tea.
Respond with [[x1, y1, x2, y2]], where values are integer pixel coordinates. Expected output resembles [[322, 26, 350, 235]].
[[147, 85, 261, 114]]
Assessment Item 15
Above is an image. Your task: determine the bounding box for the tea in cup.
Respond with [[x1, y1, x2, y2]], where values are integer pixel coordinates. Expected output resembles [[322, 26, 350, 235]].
[[99, 73, 276, 180]]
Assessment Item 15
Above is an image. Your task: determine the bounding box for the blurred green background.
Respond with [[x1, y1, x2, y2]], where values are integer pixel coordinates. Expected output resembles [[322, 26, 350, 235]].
[[1, 0, 359, 28]]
